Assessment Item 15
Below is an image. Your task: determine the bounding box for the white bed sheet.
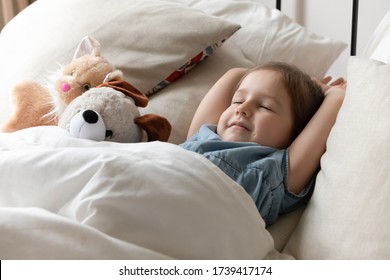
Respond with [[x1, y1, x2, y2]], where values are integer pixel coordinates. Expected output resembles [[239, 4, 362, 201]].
[[0, 126, 280, 259]]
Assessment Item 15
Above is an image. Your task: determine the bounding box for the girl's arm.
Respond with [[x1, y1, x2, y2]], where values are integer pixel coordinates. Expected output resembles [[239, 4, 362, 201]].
[[186, 68, 248, 138], [288, 82, 346, 194]]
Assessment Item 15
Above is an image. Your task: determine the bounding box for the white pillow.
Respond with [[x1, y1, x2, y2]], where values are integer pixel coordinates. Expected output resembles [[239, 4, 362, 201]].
[[172, 0, 347, 78], [363, 10, 390, 64], [283, 57, 390, 259], [0, 0, 239, 123]]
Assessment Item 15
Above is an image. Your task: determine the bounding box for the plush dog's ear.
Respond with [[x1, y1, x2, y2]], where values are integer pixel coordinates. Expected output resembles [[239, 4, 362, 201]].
[[97, 79, 148, 107], [73, 36, 101, 60], [103, 70, 123, 83], [134, 114, 171, 142]]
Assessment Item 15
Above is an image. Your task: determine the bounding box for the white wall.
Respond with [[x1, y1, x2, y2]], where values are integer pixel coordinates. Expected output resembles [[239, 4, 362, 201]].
[[261, 0, 390, 78]]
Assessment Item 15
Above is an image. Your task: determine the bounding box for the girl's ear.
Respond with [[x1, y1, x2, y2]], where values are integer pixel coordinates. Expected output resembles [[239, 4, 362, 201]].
[[72, 36, 101, 60]]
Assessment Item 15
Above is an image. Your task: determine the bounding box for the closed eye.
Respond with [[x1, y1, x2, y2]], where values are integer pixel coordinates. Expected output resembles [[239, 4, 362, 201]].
[[259, 105, 273, 112], [232, 99, 244, 105]]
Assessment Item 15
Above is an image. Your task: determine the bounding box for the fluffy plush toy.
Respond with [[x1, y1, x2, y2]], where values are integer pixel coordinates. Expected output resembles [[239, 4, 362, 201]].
[[58, 79, 171, 143], [1, 36, 121, 132]]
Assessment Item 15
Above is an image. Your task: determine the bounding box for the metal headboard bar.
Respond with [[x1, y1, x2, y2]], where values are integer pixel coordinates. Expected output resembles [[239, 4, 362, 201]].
[[276, 0, 360, 56], [350, 0, 359, 56], [276, 0, 281, 11]]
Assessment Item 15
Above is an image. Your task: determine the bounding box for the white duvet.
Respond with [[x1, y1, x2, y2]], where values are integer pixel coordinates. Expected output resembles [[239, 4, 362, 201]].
[[0, 126, 278, 259]]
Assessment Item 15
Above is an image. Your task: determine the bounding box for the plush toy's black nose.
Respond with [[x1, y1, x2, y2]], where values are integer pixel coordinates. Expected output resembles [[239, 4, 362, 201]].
[[82, 110, 99, 124]]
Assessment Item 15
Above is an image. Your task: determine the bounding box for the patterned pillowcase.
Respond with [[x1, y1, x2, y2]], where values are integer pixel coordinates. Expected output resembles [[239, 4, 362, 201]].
[[149, 43, 227, 95]]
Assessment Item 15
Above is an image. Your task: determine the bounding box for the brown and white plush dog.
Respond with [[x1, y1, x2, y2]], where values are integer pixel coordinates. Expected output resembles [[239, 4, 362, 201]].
[[1, 36, 121, 132], [58, 79, 172, 143]]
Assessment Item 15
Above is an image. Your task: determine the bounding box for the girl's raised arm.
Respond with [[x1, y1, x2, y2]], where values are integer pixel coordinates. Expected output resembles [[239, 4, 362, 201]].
[[186, 68, 248, 138], [288, 82, 346, 194]]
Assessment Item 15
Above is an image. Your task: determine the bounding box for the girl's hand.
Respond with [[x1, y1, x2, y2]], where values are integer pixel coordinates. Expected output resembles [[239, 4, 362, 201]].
[[323, 77, 347, 100], [313, 76, 347, 95]]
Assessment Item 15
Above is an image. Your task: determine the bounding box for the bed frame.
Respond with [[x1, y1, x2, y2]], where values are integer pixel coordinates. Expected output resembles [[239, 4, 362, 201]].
[[276, 0, 359, 56]]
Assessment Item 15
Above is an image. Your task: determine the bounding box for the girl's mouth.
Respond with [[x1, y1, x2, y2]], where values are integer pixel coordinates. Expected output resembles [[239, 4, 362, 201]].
[[229, 122, 250, 131]]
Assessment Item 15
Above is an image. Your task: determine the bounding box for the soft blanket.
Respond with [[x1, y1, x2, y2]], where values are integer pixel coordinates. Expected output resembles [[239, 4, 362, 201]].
[[0, 126, 278, 259]]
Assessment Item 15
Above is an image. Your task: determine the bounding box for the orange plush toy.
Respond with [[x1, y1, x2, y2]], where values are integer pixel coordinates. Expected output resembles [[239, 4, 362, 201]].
[[1, 36, 122, 132]]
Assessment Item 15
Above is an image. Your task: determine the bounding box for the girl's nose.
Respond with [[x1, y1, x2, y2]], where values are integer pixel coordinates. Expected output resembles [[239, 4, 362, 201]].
[[236, 103, 251, 117]]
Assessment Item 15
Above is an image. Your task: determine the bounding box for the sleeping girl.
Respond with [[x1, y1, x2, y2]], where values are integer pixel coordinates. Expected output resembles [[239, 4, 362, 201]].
[[180, 61, 346, 225]]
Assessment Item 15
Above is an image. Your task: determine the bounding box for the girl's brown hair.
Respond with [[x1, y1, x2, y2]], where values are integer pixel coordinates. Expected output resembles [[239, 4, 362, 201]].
[[241, 62, 324, 142]]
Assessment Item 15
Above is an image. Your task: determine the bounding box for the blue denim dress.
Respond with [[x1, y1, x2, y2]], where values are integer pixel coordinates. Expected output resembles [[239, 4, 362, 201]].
[[180, 124, 313, 225]]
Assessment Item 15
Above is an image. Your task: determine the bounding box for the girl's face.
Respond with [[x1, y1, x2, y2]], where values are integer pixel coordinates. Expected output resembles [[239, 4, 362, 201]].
[[217, 69, 294, 149]]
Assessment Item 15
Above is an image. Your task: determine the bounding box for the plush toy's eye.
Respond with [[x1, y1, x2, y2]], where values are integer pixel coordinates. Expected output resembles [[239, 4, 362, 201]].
[[82, 83, 91, 92]]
